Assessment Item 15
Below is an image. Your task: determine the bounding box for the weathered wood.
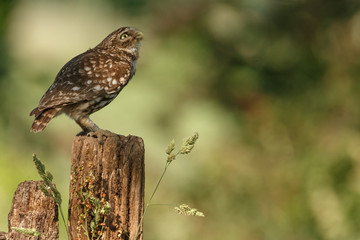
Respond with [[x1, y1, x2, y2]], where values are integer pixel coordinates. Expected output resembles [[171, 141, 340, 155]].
[[3, 180, 59, 240], [0, 232, 6, 240], [68, 134, 145, 240]]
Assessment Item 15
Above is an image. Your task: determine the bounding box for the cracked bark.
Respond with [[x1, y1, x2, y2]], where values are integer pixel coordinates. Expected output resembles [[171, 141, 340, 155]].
[[68, 134, 145, 240], [0, 180, 59, 240]]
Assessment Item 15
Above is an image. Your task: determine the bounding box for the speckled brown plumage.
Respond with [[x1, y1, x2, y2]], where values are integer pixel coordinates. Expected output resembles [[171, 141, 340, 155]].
[[30, 27, 143, 133]]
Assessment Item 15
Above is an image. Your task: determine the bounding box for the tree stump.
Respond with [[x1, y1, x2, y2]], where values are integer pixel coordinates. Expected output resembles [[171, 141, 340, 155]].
[[68, 134, 145, 240], [0, 180, 59, 240]]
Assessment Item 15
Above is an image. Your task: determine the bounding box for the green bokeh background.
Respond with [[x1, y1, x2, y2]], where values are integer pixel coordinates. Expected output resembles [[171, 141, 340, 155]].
[[1, 0, 360, 239]]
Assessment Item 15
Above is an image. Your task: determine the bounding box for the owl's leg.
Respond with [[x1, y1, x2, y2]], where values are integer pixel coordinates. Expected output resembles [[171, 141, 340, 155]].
[[76, 117, 116, 144], [75, 117, 99, 132]]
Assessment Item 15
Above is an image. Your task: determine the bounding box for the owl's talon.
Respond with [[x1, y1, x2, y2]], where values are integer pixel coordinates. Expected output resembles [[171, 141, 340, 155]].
[[88, 129, 116, 144]]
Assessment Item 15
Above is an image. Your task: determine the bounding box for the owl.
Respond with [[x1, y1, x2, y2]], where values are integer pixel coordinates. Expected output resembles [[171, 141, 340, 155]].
[[30, 27, 143, 136]]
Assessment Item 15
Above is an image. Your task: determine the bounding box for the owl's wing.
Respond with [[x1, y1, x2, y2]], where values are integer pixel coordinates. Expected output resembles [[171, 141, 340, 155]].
[[36, 51, 133, 112]]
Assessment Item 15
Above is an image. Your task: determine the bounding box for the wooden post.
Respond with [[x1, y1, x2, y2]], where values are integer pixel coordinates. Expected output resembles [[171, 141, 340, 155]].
[[68, 134, 145, 240], [0, 181, 59, 240]]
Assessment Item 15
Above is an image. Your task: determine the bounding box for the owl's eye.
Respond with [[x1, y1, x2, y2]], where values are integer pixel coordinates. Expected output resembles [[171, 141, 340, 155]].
[[120, 33, 129, 40]]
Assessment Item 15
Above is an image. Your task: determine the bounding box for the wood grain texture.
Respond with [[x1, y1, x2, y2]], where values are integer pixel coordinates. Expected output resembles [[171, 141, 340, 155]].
[[4, 180, 59, 240], [68, 134, 145, 240]]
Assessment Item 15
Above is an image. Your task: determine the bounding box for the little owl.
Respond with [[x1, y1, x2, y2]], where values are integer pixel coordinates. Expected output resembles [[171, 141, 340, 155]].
[[30, 27, 143, 137]]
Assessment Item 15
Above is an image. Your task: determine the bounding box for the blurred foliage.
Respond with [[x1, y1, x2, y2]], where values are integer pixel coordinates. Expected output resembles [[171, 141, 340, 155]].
[[0, 0, 16, 123], [1, 0, 360, 239]]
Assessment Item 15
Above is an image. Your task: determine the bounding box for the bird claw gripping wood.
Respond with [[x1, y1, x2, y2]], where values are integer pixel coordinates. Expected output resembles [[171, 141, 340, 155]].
[[88, 129, 117, 144]]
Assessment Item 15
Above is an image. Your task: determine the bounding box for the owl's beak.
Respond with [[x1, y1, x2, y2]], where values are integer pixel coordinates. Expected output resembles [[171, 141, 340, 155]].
[[136, 32, 144, 40]]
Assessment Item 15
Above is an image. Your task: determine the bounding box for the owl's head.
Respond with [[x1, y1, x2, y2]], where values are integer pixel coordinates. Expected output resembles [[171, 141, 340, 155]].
[[97, 27, 143, 58]]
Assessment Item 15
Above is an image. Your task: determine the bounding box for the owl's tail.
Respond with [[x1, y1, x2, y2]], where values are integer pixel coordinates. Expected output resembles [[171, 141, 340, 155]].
[[30, 107, 61, 132]]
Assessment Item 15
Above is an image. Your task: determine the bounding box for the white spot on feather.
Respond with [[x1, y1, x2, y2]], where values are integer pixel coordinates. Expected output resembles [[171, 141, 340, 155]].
[[120, 77, 126, 84], [84, 66, 91, 71], [107, 77, 112, 82], [112, 79, 117, 85], [93, 85, 102, 91], [87, 80, 92, 84], [72, 86, 81, 91]]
